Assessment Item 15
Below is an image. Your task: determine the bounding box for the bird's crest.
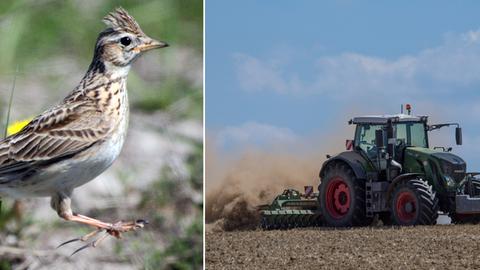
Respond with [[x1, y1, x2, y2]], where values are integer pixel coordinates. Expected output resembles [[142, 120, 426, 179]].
[[102, 7, 144, 35]]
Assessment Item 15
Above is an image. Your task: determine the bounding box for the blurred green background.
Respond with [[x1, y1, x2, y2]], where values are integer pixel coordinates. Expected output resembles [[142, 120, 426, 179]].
[[0, 0, 203, 269]]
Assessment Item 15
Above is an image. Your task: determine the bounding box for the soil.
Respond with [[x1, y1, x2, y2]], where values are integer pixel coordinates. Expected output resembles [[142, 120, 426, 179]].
[[205, 224, 480, 270]]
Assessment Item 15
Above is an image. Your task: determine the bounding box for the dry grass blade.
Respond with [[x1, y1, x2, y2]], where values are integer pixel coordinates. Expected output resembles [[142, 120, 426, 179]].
[[4, 65, 19, 139]]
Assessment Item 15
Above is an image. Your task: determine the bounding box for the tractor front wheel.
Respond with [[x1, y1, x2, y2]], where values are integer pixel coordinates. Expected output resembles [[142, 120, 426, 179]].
[[390, 178, 438, 226]]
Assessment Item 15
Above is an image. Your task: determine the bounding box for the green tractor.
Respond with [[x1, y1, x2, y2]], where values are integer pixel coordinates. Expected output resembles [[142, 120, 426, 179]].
[[319, 106, 479, 226], [259, 105, 480, 228]]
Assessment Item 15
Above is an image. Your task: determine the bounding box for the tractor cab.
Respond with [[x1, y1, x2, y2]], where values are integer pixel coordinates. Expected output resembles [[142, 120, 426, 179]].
[[350, 114, 430, 168], [349, 111, 465, 189]]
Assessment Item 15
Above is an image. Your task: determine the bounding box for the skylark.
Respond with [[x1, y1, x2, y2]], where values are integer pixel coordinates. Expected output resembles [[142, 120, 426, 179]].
[[0, 7, 168, 253]]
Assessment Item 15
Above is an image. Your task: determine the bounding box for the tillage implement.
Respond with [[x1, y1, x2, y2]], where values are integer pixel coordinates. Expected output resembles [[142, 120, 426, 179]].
[[257, 188, 322, 229]]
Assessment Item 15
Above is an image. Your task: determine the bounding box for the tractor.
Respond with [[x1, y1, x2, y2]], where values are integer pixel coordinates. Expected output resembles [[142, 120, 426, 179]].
[[259, 105, 480, 228]]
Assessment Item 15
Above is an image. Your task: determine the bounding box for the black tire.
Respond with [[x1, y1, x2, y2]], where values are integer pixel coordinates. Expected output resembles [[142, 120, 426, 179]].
[[318, 162, 372, 227], [450, 179, 480, 224], [390, 178, 439, 226]]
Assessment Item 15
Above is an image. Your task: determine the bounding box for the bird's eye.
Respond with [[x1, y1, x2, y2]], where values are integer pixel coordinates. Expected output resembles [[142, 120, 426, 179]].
[[120, 37, 132, 46]]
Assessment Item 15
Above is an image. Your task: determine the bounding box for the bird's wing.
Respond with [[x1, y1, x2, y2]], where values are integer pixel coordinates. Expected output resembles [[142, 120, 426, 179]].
[[0, 98, 111, 176]]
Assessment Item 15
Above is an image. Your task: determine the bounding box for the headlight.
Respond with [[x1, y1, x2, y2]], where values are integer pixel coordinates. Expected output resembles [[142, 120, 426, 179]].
[[440, 159, 466, 183], [444, 175, 456, 187]]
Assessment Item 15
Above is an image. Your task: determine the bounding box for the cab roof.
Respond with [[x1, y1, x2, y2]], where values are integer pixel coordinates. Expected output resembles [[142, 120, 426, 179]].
[[349, 114, 428, 125]]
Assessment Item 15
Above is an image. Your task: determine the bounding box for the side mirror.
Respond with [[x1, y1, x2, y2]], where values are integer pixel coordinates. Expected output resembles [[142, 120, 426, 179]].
[[456, 127, 462, 145], [375, 129, 384, 148]]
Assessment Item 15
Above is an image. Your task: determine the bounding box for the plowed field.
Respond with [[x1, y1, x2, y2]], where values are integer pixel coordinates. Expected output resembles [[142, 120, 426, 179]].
[[206, 224, 480, 269]]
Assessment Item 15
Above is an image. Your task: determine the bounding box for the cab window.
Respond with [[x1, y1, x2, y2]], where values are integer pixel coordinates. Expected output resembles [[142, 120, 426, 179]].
[[395, 122, 427, 148], [355, 124, 385, 159]]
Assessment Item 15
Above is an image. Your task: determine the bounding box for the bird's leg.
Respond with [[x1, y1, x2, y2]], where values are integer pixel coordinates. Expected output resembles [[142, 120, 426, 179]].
[[52, 193, 147, 253]]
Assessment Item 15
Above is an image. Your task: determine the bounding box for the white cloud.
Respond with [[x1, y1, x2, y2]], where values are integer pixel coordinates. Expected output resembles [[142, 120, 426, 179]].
[[233, 53, 293, 93], [233, 29, 480, 97], [214, 121, 298, 148]]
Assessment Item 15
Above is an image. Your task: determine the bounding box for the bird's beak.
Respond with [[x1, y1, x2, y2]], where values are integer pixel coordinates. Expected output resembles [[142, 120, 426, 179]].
[[134, 37, 169, 53]]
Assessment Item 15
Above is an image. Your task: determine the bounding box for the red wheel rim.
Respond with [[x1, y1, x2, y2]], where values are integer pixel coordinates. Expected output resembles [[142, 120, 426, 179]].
[[325, 177, 351, 219], [395, 191, 417, 223]]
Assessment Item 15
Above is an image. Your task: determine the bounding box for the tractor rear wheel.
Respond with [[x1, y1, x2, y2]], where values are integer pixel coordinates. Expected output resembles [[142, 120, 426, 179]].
[[450, 179, 480, 224], [319, 162, 372, 227], [390, 178, 438, 226]]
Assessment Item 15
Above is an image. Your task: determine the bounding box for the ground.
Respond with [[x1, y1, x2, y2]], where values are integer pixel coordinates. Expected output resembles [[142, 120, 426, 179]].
[[206, 223, 480, 270]]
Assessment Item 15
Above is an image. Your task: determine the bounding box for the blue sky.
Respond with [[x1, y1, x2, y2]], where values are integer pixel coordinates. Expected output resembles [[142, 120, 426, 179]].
[[206, 1, 480, 169]]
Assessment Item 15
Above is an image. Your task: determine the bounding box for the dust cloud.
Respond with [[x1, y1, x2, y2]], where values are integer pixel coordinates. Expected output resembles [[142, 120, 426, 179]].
[[205, 129, 349, 231]]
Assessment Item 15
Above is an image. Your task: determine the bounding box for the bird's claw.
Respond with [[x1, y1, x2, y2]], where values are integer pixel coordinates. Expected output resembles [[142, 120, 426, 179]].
[[57, 228, 103, 249], [56, 237, 82, 249], [70, 232, 109, 256], [135, 219, 149, 227], [70, 241, 95, 256]]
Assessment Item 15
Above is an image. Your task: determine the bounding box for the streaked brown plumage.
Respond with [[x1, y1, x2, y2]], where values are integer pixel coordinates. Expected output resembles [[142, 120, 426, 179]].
[[0, 7, 168, 254]]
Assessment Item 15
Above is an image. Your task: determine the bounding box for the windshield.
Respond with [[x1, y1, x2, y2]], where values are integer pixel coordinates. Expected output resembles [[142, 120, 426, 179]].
[[395, 122, 428, 148]]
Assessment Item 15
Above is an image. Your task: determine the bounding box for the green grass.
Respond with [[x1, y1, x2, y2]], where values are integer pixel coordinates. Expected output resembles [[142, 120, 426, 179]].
[[0, 0, 203, 71], [131, 76, 203, 119], [0, 201, 13, 230], [144, 215, 203, 270], [187, 142, 203, 191], [137, 139, 203, 269], [0, 260, 12, 270]]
